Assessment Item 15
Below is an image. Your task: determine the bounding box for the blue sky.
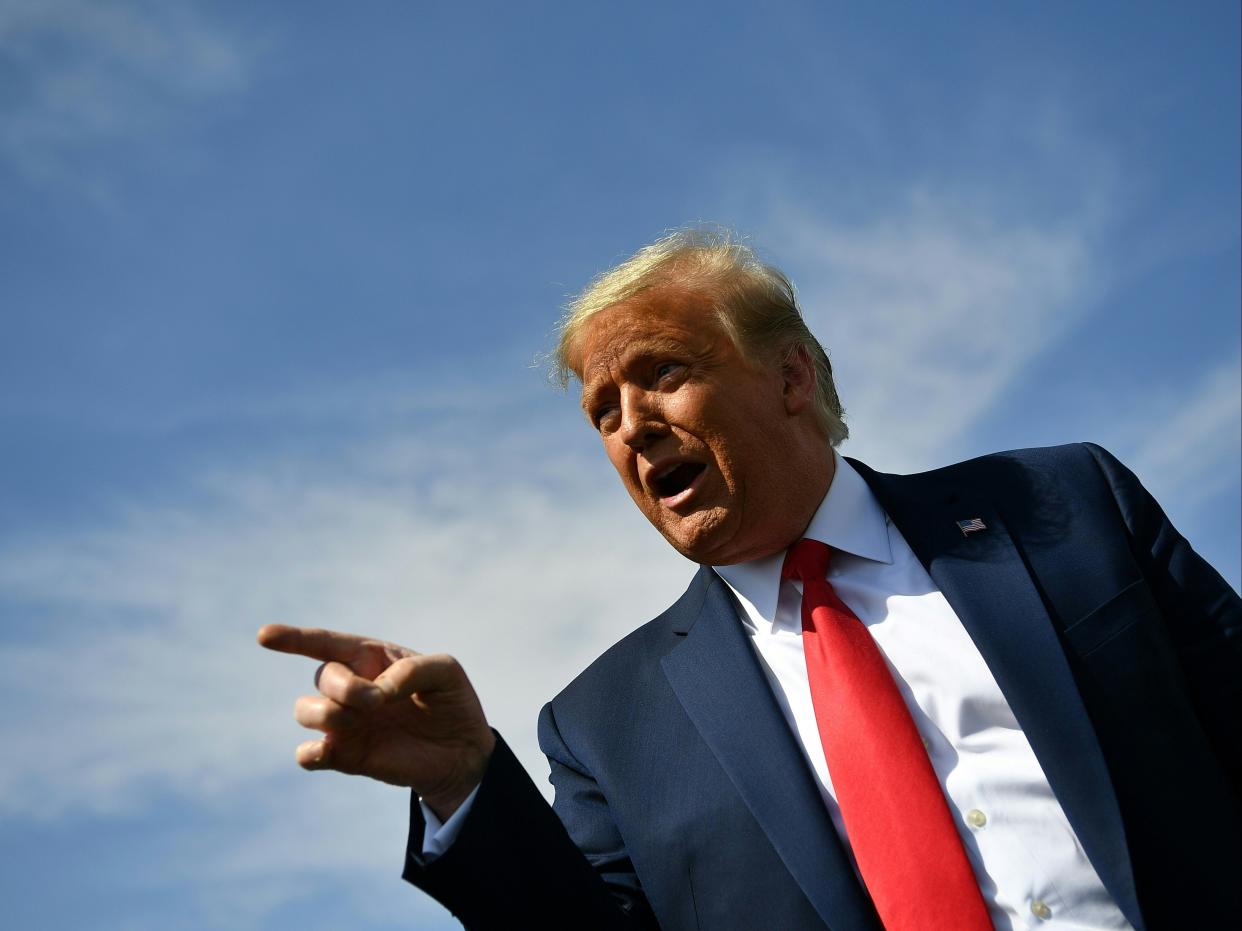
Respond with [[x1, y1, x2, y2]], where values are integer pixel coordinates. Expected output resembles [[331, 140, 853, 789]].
[[1, 2, 1238, 929]]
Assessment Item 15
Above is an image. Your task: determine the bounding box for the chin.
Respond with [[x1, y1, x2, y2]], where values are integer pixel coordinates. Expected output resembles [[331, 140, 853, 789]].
[[655, 527, 709, 563], [659, 514, 734, 564]]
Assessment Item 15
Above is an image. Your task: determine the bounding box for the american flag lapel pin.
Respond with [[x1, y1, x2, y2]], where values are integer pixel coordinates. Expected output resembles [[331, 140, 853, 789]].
[[956, 517, 987, 536]]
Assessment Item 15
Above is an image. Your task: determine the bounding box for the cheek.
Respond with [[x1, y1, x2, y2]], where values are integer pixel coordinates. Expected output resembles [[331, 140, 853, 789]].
[[603, 441, 642, 490], [705, 429, 769, 493], [662, 391, 708, 426]]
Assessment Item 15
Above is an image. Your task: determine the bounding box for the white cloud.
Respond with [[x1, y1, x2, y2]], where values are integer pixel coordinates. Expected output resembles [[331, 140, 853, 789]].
[[165, 777, 463, 930], [0, 0, 252, 189], [0, 410, 690, 821], [1103, 352, 1242, 516], [749, 193, 1237, 583], [760, 192, 1100, 472], [0, 395, 690, 925]]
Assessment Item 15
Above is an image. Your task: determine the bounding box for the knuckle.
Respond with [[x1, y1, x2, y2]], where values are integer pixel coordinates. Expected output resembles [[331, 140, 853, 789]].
[[384, 656, 417, 682], [436, 654, 468, 683]]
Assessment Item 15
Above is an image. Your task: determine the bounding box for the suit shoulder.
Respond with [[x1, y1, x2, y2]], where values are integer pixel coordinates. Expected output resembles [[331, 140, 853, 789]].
[[874, 443, 1121, 493], [852, 443, 1128, 526], [965, 443, 1135, 498], [933, 442, 1111, 477]]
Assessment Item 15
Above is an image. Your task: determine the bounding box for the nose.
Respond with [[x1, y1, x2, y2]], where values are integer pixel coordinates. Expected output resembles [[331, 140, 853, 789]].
[[617, 385, 668, 451]]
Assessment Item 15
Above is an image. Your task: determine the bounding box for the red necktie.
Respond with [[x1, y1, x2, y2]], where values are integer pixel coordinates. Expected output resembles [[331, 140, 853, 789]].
[[783, 539, 993, 931]]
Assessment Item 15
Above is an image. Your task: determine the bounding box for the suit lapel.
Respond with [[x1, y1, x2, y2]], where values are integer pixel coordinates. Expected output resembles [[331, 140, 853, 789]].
[[854, 460, 1144, 931], [662, 568, 881, 931]]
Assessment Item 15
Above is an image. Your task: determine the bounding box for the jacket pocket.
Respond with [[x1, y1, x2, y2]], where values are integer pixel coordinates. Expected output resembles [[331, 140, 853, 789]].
[[1062, 578, 1160, 656]]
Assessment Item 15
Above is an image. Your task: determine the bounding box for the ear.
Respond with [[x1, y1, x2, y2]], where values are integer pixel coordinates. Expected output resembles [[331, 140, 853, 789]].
[[781, 345, 817, 417]]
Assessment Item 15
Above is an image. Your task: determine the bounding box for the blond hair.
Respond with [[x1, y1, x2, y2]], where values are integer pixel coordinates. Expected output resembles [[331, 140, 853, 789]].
[[553, 228, 848, 446]]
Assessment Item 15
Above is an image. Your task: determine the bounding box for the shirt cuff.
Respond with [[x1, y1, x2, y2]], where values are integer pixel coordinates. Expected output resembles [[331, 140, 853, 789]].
[[418, 785, 481, 862]]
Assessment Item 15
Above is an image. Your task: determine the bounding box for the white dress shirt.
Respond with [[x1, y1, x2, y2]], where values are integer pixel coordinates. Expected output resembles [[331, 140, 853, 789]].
[[714, 453, 1132, 931]]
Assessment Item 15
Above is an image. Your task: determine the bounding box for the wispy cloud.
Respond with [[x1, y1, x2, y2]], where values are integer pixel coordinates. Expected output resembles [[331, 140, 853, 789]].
[[1104, 352, 1242, 516], [163, 777, 464, 929], [750, 186, 1237, 581], [761, 192, 1101, 472], [0, 391, 688, 929], [0, 0, 252, 191], [0, 406, 688, 821]]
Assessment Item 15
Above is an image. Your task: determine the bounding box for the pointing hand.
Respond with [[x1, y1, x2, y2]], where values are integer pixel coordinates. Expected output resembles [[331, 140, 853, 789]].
[[257, 624, 495, 820]]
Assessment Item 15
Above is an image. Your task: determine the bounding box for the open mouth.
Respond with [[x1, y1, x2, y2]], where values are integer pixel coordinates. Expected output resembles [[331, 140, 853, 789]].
[[651, 462, 706, 500]]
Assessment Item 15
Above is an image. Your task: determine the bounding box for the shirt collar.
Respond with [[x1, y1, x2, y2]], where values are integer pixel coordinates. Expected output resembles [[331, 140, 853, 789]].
[[713, 451, 893, 627]]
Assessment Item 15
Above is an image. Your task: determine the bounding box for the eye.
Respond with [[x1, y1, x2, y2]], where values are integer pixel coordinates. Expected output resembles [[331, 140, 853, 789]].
[[591, 403, 619, 432], [653, 361, 684, 383]]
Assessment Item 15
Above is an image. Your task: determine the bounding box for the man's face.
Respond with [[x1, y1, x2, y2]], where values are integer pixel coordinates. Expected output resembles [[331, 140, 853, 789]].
[[575, 288, 813, 565]]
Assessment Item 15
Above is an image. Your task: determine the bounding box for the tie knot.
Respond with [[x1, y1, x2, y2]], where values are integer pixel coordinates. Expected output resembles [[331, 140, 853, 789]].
[[781, 538, 832, 583]]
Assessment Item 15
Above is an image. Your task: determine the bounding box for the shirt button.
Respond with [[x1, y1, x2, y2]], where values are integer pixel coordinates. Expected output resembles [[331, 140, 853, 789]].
[[1030, 900, 1053, 921], [966, 808, 987, 828]]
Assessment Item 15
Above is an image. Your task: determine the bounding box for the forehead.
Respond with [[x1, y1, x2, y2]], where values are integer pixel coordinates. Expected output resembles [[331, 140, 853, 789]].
[[574, 288, 722, 380]]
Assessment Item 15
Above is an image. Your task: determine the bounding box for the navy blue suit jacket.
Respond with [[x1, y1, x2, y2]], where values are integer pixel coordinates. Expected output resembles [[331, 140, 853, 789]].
[[404, 444, 1242, 930]]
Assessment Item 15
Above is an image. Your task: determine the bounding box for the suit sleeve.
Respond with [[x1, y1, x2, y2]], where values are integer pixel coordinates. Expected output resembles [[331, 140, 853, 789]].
[[1083, 442, 1242, 792], [400, 725, 658, 930]]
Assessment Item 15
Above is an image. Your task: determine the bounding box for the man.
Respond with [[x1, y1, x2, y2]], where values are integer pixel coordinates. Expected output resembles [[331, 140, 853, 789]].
[[259, 231, 1241, 930]]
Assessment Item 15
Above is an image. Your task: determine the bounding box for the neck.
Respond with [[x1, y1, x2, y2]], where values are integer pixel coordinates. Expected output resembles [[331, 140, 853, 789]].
[[789, 443, 836, 544], [708, 443, 837, 566]]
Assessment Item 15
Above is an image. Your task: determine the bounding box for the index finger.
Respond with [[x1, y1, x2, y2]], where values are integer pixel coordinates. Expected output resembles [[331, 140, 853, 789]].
[[256, 624, 368, 662]]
